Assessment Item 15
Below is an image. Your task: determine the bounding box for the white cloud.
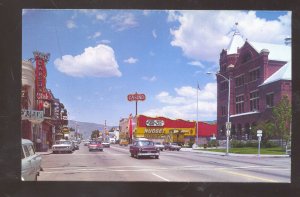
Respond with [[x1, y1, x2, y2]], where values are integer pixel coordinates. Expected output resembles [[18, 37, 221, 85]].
[[143, 83, 217, 121], [66, 20, 77, 29], [169, 10, 291, 63], [124, 57, 138, 64], [54, 44, 122, 78], [110, 13, 138, 31], [188, 61, 204, 68], [88, 31, 101, 39], [152, 30, 157, 39], [143, 10, 151, 16], [142, 76, 157, 82], [96, 13, 107, 21]]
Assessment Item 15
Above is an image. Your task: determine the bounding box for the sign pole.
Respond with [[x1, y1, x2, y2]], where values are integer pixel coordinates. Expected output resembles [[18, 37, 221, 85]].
[[257, 130, 262, 156]]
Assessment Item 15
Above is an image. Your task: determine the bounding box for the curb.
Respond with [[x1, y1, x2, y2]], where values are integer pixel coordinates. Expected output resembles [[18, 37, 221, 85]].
[[37, 152, 52, 155], [181, 148, 290, 158]]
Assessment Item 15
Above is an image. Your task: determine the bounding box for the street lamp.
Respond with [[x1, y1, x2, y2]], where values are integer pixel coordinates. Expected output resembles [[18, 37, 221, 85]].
[[206, 69, 232, 156]]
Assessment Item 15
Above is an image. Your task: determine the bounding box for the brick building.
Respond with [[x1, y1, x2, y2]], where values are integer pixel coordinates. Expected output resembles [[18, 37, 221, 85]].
[[217, 25, 291, 140]]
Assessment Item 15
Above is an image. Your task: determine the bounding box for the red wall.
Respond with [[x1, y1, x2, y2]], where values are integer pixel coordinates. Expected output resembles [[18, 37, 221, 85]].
[[197, 122, 217, 137]]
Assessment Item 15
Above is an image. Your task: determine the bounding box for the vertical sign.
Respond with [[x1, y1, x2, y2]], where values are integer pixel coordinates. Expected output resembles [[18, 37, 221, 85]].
[[34, 51, 50, 110]]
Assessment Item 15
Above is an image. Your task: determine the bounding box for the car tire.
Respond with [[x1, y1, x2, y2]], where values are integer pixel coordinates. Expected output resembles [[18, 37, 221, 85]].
[[155, 155, 159, 159], [177, 149, 180, 151]]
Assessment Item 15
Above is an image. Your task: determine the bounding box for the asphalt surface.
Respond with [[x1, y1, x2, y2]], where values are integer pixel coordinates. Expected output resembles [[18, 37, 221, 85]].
[[37, 143, 291, 182]]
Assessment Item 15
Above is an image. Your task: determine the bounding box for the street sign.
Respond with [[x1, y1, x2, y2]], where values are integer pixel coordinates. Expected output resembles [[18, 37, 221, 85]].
[[226, 122, 231, 130], [257, 130, 262, 134], [127, 93, 146, 101], [226, 129, 231, 137], [257, 133, 262, 137]]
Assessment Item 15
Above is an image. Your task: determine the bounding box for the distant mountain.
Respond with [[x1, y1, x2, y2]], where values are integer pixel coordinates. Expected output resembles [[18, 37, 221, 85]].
[[202, 120, 217, 124], [68, 120, 117, 139]]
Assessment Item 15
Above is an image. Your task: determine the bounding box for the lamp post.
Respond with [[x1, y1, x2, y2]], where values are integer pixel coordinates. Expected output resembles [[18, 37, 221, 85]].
[[206, 71, 231, 156]]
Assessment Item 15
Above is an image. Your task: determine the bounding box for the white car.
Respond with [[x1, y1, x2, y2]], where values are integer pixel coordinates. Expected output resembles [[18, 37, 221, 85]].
[[52, 139, 73, 153], [21, 139, 42, 181], [109, 138, 116, 144], [154, 142, 164, 151]]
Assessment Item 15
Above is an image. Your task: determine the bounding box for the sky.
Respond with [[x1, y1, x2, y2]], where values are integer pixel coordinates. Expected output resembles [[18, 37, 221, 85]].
[[22, 10, 291, 126]]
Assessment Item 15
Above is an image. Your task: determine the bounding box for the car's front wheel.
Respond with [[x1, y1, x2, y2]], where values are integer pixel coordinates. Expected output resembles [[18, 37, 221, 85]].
[[155, 155, 159, 159]]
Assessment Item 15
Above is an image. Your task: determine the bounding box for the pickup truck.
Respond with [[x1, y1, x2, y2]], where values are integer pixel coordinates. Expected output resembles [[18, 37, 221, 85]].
[[129, 139, 159, 159], [164, 142, 181, 151]]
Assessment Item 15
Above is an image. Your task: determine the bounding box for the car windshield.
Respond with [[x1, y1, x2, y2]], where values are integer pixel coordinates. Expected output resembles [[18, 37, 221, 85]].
[[155, 142, 161, 145], [138, 141, 154, 146], [171, 143, 178, 145], [55, 140, 71, 145]]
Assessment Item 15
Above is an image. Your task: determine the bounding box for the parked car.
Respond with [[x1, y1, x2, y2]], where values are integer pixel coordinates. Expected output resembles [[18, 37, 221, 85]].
[[119, 139, 129, 146], [52, 139, 73, 154], [154, 142, 164, 151], [102, 141, 110, 148], [72, 140, 79, 150], [84, 140, 90, 146], [21, 139, 42, 181], [109, 138, 116, 144], [88, 141, 103, 151], [129, 139, 159, 159], [164, 142, 181, 151]]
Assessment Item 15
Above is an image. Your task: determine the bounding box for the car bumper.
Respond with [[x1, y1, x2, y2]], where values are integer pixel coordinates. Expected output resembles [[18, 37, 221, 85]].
[[137, 152, 159, 156], [53, 148, 72, 152]]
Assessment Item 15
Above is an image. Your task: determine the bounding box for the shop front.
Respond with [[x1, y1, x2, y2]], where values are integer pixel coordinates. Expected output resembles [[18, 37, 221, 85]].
[[134, 115, 196, 145]]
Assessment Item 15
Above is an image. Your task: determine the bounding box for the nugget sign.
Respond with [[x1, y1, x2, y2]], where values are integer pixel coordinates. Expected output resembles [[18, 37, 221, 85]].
[[127, 93, 146, 101]]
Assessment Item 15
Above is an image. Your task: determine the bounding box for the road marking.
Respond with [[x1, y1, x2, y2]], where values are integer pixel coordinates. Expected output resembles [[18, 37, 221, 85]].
[[217, 168, 278, 182], [152, 173, 170, 182]]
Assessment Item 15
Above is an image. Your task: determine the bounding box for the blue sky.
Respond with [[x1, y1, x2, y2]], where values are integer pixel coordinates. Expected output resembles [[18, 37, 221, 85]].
[[22, 10, 291, 126]]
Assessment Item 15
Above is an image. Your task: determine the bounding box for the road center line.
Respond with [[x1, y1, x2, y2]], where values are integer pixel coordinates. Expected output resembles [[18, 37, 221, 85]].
[[152, 173, 170, 182], [217, 168, 278, 182]]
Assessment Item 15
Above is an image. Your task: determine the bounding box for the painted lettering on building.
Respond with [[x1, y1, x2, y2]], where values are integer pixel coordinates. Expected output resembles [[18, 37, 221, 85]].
[[145, 120, 164, 127]]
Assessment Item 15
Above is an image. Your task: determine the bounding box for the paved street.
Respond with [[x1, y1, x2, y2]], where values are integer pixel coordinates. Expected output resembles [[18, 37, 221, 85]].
[[38, 143, 290, 182]]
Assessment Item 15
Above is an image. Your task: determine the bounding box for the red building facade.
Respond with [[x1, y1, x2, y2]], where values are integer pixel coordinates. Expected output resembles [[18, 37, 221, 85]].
[[217, 29, 291, 140]]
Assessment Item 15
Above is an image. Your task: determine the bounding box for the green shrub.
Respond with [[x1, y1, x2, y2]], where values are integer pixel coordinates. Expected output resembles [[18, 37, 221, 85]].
[[262, 141, 278, 148], [231, 140, 245, 148], [208, 140, 219, 148]]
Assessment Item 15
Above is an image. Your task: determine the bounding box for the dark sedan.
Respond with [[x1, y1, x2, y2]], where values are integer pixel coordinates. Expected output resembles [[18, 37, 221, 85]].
[[129, 139, 159, 159]]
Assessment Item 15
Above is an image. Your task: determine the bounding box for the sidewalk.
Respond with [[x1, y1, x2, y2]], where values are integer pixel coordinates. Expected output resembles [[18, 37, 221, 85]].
[[180, 148, 290, 158], [36, 149, 52, 155]]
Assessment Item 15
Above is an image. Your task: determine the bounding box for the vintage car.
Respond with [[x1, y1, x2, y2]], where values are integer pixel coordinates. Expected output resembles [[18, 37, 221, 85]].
[[164, 142, 181, 151], [129, 139, 159, 159], [52, 139, 73, 154], [21, 139, 43, 181], [72, 140, 79, 150], [102, 141, 110, 148], [154, 142, 164, 151], [88, 141, 103, 151]]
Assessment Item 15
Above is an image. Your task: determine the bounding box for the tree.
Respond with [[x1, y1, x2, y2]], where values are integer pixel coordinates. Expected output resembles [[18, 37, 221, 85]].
[[91, 130, 100, 139], [251, 121, 275, 145], [272, 95, 292, 148]]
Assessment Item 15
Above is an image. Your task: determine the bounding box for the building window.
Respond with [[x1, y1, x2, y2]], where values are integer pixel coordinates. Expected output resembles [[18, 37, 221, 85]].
[[220, 81, 228, 91], [221, 106, 226, 116], [249, 69, 260, 82], [235, 75, 244, 87], [250, 91, 259, 111], [266, 93, 274, 108], [236, 95, 244, 114]]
